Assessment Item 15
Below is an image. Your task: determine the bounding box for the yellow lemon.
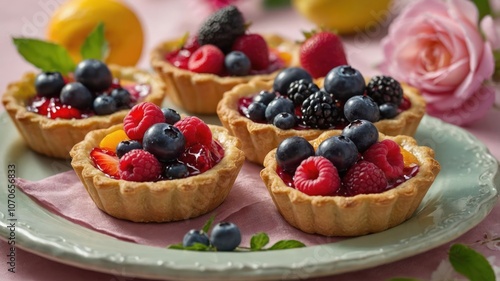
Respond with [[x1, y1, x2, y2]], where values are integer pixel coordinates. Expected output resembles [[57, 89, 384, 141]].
[[46, 0, 144, 66], [292, 0, 393, 34]]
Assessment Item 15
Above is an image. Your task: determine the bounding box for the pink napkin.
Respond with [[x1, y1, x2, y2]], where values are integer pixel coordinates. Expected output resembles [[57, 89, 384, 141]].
[[15, 161, 342, 248]]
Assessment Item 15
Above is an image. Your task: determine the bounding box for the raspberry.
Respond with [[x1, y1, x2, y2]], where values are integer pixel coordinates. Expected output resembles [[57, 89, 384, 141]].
[[174, 116, 212, 146], [232, 34, 270, 70], [123, 102, 165, 140], [363, 139, 404, 180], [179, 143, 213, 175], [188, 44, 224, 74], [366, 75, 403, 106], [293, 156, 341, 196], [119, 149, 162, 182], [343, 161, 388, 196]]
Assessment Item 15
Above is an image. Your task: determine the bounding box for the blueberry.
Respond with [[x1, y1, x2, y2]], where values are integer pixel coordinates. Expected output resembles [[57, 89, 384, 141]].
[[183, 229, 210, 247], [210, 222, 241, 251], [161, 108, 181, 124], [341, 120, 379, 153], [323, 65, 365, 102], [224, 51, 251, 76], [265, 97, 294, 123], [116, 140, 142, 158], [35, 72, 65, 97], [60, 82, 93, 109], [247, 102, 267, 123], [344, 95, 380, 122], [273, 112, 296, 130], [379, 103, 399, 119], [110, 88, 132, 108], [143, 123, 186, 162], [164, 162, 189, 179], [316, 135, 358, 172], [276, 136, 315, 173], [273, 67, 312, 95], [93, 95, 117, 115], [253, 90, 276, 105], [74, 59, 113, 92]]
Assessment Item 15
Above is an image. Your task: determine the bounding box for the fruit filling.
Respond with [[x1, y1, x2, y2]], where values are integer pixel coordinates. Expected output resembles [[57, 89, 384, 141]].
[[26, 59, 152, 119], [164, 6, 287, 77], [238, 66, 412, 130], [274, 120, 420, 197], [90, 102, 224, 182]]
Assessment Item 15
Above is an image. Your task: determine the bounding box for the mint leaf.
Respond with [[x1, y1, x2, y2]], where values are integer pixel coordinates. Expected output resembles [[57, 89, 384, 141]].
[[202, 215, 215, 233], [250, 232, 269, 251], [473, 0, 492, 19], [80, 22, 108, 61], [268, 240, 305, 250], [386, 278, 421, 281], [13, 38, 76, 75], [184, 243, 212, 251], [449, 244, 495, 281], [167, 243, 185, 250]]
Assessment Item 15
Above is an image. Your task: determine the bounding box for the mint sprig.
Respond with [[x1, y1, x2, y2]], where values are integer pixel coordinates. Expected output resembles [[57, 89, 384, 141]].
[[167, 216, 306, 252], [449, 244, 496, 281], [80, 22, 108, 61], [12, 38, 76, 75], [12, 22, 108, 75]]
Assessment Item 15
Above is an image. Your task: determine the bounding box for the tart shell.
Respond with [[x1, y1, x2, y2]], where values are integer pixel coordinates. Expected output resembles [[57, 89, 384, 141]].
[[150, 34, 299, 114], [217, 79, 426, 165], [260, 132, 441, 236], [70, 124, 245, 223], [2, 66, 165, 159]]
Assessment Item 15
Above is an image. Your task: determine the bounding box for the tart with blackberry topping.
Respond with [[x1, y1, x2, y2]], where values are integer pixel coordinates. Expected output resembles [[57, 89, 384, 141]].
[[2, 60, 165, 159], [150, 5, 299, 114], [260, 120, 441, 236], [217, 65, 425, 165], [70, 102, 245, 222]]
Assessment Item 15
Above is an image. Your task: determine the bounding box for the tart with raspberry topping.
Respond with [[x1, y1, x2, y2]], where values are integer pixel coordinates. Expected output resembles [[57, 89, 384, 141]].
[[2, 61, 165, 159], [217, 65, 425, 165], [260, 120, 441, 236], [150, 5, 299, 114], [70, 102, 245, 222]]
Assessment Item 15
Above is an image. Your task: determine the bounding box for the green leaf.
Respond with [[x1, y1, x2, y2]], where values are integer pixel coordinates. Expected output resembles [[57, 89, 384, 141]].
[[12, 38, 76, 75], [268, 240, 306, 250], [184, 242, 212, 251], [473, 0, 492, 20], [263, 0, 291, 9], [449, 244, 496, 281], [167, 243, 185, 250], [202, 215, 215, 233], [250, 232, 269, 251], [386, 278, 421, 281], [80, 22, 108, 61]]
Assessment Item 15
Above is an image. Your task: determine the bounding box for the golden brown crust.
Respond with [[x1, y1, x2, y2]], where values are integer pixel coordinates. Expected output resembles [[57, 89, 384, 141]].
[[70, 124, 245, 222], [150, 34, 299, 114], [216, 79, 426, 165], [1, 65, 165, 159], [260, 132, 441, 236]]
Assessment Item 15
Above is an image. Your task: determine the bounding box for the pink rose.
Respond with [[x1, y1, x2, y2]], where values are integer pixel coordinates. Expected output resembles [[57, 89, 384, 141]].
[[380, 0, 495, 126]]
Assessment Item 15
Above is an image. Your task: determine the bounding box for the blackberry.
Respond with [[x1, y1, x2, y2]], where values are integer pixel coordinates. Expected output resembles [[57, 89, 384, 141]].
[[286, 79, 320, 106], [197, 6, 245, 53], [301, 90, 340, 129], [366, 75, 403, 106]]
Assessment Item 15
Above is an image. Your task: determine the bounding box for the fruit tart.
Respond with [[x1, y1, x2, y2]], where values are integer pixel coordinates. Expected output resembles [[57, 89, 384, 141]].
[[150, 5, 299, 114], [217, 65, 426, 165], [2, 59, 165, 159], [260, 120, 441, 236], [70, 102, 245, 222]]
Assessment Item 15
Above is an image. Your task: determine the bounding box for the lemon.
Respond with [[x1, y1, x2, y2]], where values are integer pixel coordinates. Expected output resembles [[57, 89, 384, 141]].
[[46, 0, 144, 66], [292, 0, 393, 34]]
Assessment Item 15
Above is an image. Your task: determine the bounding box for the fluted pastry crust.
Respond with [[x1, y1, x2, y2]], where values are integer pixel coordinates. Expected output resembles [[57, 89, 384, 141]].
[[70, 124, 245, 222], [2, 65, 165, 159], [260, 132, 441, 236], [150, 34, 299, 114], [217, 79, 426, 165]]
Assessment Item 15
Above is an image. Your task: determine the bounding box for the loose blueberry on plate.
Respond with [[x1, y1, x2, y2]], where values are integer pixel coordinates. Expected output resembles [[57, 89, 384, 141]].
[[210, 222, 242, 251]]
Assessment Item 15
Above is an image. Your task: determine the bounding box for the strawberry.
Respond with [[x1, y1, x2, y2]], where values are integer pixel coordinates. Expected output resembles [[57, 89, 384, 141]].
[[299, 31, 348, 78], [232, 34, 270, 70], [179, 143, 214, 175], [188, 44, 224, 74], [90, 147, 120, 179]]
